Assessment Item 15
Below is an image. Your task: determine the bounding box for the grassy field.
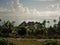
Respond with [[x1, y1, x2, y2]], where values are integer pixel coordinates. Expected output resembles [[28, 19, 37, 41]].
[[0, 38, 42, 45], [0, 38, 60, 45]]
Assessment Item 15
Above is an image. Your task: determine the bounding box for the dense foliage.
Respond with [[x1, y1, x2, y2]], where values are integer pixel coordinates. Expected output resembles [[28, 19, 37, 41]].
[[0, 17, 60, 39], [0, 39, 14, 45]]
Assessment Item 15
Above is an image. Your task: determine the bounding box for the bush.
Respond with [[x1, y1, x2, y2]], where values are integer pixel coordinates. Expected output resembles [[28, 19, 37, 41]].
[[43, 40, 57, 45], [0, 39, 15, 45], [0, 41, 7, 45]]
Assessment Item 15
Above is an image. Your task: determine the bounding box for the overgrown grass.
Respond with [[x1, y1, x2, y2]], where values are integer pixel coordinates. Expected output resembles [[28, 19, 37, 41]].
[[0, 38, 15, 45], [0, 37, 60, 45]]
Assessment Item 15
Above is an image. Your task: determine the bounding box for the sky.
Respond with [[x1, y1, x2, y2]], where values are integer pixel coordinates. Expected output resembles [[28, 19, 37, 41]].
[[0, 0, 60, 26]]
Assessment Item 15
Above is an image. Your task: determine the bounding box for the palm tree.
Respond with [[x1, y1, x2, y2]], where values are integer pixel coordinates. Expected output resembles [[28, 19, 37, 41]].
[[47, 21, 50, 27], [42, 20, 46, 28], [0, 19, 1, 30], [53, 19, 56, 24], [53, 19, 57, 28], [0, 19, 1, 27], [0, 19, 1, 22]]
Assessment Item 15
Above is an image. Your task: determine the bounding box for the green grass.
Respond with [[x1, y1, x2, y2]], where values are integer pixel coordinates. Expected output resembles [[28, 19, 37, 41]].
[[0, 38, 42, 45], [0, 38, 60, 45]]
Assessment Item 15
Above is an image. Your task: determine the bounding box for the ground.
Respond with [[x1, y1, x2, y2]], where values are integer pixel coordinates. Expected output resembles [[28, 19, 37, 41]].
[[0, 38, 60, 45]]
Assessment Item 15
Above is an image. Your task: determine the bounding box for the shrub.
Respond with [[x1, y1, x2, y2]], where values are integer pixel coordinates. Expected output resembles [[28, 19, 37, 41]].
[[0, 39, 15, 45]]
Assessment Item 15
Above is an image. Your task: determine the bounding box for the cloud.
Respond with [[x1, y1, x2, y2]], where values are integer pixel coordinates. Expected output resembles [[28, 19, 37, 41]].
[[40, 11, 60, 16], [31, 0, 55, 1], [0, 0, 60, 16], [0, 0, 60, 24], [7, 0, 56, 16], [40, 4, 60, 16], [0, 0, 60, 26], [4, 0, 41, 16], [47, 3, 60, 11], [0, 7, 11, 13]]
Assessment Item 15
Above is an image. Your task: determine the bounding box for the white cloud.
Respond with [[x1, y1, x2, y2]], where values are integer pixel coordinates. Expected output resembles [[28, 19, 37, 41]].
[[0, 0, 60, 17], [5, 0, 41, 16], [31, 0, 55, 1], [47, 4, 60, 11], [40, 11, 60, 16], [0, 7, 11, 13], [0, 0, 60, 24]]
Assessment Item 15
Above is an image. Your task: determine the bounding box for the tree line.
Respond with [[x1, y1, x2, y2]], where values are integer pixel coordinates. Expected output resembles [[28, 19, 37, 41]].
[[0, 17, 60, 39]]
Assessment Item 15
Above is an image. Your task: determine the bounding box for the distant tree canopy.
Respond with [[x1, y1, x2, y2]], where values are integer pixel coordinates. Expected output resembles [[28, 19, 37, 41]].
[[0, 17, 60, 38], [17, 26, 26, 36], [2, 21, 14, 33]]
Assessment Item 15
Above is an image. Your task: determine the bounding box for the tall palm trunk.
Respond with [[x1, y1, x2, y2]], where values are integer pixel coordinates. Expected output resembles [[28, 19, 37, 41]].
[[47, 21, 50, 27]]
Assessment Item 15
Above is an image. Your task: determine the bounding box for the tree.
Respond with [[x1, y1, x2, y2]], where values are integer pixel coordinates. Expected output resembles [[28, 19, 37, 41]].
[[17, 26, 27, 37], [0, 19, 1, 22], [47, 21, 50, 27], [53, 19, 56, 24], [42, 20, 46, 28], [53, 19, 57, 27], [56, 17, 60, 36], [57, 20, 60, 35], [47, 26, 56, 38], [1, 21, 14, 37], [0, 19, 1, 29], [0, 19, 1, 26]]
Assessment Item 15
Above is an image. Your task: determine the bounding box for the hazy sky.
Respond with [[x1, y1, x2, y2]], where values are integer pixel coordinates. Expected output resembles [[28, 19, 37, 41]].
[[0, 0, 60, 25]]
